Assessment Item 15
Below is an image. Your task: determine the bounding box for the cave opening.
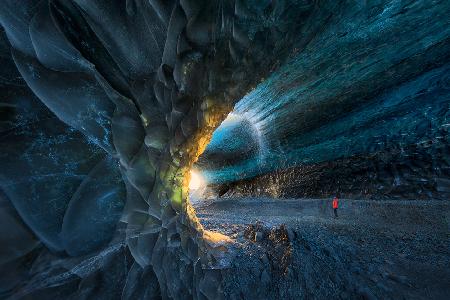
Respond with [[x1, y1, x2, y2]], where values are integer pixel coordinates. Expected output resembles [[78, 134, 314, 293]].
[[188, 110, 266, 206], [187, 104, 285, 241]]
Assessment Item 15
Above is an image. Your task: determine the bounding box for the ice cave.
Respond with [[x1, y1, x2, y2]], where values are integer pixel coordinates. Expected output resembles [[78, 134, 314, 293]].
[[0, 1, 449, 299]]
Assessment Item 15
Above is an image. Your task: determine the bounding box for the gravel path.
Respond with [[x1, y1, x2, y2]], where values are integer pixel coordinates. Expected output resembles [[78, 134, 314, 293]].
[[194, 197, 450, 299]]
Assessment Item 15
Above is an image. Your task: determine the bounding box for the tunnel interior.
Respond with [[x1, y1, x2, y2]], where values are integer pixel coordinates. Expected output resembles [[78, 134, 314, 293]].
[[1, 0, 450, 299], [193, 59, 450, 202]]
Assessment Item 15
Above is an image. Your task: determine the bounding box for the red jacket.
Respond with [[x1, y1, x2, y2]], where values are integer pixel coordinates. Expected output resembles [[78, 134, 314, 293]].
[[332, 198, 339, 209]]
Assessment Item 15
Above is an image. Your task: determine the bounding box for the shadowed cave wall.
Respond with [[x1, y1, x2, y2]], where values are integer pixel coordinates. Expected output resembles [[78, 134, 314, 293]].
[[0, 0, 449, 299]]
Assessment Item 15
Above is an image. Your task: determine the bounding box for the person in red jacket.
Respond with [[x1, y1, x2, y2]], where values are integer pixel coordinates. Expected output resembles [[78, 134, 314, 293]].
[[332, 196, 339, 218]]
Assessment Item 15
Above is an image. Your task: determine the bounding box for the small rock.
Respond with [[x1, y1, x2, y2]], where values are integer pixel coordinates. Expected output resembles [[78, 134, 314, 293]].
[[255, 231, 263, 242], [286, 228, 296, 241], [260, 254, 270, 265], [260, 270, 271, 284], [357, 287, 377, 300]]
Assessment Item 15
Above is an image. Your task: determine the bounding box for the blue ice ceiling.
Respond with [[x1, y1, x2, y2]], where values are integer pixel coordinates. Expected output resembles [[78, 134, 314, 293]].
[[198, 43, 450, 185]]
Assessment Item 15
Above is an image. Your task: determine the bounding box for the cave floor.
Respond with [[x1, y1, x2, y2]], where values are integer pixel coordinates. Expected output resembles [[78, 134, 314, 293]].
[[194, 197, 450, 299]]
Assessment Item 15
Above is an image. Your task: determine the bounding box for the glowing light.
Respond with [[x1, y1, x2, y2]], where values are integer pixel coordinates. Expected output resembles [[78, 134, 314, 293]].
[[189, 170, 205, 190]]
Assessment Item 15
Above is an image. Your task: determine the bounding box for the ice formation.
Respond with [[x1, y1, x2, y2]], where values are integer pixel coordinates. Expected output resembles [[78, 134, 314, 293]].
[[0, 1, 449, 299]]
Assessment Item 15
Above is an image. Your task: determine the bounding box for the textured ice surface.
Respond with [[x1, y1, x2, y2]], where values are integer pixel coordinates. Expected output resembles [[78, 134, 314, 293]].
[[197, 2, 450, 198], [0, 0, 449, 298], [198, 64, 450, 198]]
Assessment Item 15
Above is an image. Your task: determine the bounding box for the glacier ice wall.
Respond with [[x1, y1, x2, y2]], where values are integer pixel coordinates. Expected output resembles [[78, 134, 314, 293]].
[[198, 1, 450, 199], [1, 0, 316, 298], [0, 0, 449, 298]]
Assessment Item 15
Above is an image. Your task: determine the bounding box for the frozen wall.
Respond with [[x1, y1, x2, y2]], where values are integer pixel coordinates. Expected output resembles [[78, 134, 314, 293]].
[[198, 1, 450, 198], [0, 0, 449, 298]]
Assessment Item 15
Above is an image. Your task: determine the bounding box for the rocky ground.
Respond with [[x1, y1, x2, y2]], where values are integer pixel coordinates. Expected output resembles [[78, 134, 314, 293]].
[[195, 198, 450, 299]]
